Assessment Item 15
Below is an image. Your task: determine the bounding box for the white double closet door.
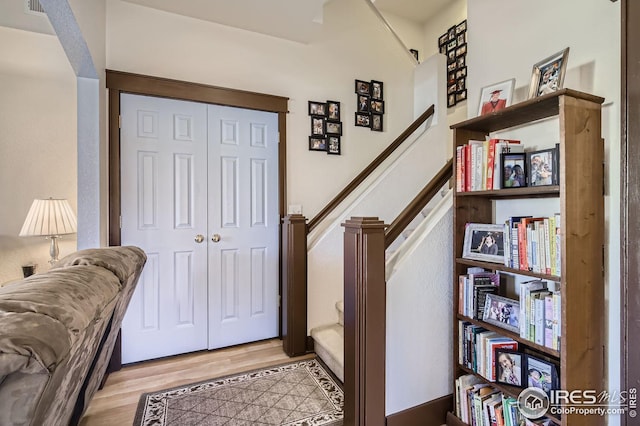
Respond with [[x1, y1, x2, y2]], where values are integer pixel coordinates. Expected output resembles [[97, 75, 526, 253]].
[[120, 94, 279, 364]]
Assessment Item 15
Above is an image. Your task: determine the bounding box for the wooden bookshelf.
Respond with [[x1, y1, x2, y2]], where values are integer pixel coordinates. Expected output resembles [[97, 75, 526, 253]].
[[448, 90, 605, 426]]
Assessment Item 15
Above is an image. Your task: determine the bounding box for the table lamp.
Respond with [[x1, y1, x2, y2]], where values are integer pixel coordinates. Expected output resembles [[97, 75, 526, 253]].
[[19, 198, 77, 265]]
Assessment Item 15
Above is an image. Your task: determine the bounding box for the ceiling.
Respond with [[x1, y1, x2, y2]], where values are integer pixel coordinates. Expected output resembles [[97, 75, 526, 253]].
[[372, 0, 450, 24], [0, 0, 451, 43], [122, 0, 450, 43]]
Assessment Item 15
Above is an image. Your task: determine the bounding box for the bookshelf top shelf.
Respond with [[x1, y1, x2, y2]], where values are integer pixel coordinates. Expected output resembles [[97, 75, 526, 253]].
[[450, 89, 604, 133], [456, 186, 560, 199]]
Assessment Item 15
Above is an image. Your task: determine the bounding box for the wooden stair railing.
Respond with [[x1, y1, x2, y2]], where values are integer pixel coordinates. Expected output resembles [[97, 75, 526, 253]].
[[281, 105, 435, 357], [384, 158, 453, 248], [307, 105, 435, 232], [342, 158, 454, 426]]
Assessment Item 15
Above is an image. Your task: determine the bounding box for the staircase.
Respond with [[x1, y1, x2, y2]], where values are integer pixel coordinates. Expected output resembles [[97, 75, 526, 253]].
[[310, 300, 344, 382], [309, 185, 452, 386]]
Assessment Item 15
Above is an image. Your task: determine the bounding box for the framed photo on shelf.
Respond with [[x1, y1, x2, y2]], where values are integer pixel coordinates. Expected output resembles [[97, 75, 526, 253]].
[[325, 121, 342, 136], [327, 136, 341, 155], [462, 223, 506, 263], [311, 117, 325, 136], [527, 148, 558, 186], [501, 152, 527, 189], [495, 349, 525, 387], [371, 114, 383, 132], [525, 355, 559, 397], [308, 101, 326, 117], [308, 136, 326, 152], [478, 78, 516, 116], [355, 79, 370, 96], [528, 47, 570, 99], [327, 100, 340, 121], [371, 80, 384, 100], [355, 112, 370, 127], [483, 294, 520, 333]]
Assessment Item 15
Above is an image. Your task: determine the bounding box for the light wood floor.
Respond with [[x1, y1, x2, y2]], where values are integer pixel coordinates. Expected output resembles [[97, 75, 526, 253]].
[[80, 339, 315, 426]]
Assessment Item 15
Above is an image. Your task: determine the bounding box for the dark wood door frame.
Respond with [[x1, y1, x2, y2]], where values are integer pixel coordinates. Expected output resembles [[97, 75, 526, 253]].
[[621, 1, 639, 423], [105, 70, 289, 368]]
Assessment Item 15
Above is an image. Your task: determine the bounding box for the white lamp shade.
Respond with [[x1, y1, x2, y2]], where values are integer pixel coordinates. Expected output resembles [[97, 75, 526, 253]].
[[19, 198, 77, 237]]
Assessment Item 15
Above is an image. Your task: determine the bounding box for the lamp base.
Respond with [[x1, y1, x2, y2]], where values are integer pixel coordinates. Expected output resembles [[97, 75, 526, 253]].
[[48, 235, 60, 265]]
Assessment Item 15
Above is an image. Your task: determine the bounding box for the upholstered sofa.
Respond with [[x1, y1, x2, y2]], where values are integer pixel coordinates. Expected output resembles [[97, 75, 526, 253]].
[[0, 246, 146, 426]]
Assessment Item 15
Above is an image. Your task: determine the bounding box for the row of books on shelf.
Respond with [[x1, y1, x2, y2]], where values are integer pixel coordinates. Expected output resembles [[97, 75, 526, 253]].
[[459, 321, 518, 381], [504, 215, 561, 276], [458, 268, 561, 350], [458, 320, 560, 389], [519, 280, 561, 351], [455, 138, 560, 192], [455, 374, 554, 426]]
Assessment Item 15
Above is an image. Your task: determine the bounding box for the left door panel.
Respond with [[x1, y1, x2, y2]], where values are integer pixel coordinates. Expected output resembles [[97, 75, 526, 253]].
[[120, 94, 208, 363]]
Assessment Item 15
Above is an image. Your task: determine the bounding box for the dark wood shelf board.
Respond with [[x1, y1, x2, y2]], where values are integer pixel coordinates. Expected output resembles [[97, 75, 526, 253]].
[[456, 258, 561, 282], [446, 411, 469, 426], [455, 186, 560, 199], [457, 314, 561, 358], [450, 89, 604, 133]]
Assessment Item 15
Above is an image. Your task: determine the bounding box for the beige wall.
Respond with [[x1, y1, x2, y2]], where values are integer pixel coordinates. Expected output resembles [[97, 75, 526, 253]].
[[0, 26, 77, 282], [106, 0, 417, 218], [420, 0, 468, 126], [467, 1, 621, 423]]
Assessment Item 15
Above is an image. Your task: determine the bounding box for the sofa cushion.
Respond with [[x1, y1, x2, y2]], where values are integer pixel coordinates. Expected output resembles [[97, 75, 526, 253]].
[[53, 246, 146, 289], [0, 267, 120, 338]]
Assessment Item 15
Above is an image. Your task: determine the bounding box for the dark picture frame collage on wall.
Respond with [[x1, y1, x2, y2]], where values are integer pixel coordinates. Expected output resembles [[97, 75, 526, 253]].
[[439, 19, 468, 108], [308, 100, 342, 155], [354, 79, 384, 132]]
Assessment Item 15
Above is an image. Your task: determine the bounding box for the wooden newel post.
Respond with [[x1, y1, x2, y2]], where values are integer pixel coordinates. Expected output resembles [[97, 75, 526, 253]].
[[342, 217, 386, 426], [282, 214, 308, 357]]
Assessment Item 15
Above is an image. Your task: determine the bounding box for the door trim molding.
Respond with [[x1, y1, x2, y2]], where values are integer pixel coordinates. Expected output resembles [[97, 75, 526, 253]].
[[106, 69, 289, 246], [106, 71, 288, 368]]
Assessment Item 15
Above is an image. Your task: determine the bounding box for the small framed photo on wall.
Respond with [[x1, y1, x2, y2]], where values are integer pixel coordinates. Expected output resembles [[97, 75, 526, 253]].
[[371, 114, 383, 132], [327, 136, 341, 155], [355, 79, 370, 96], [309, 136, 327, 152], [308, 101, 327, 117], [327, 100, 340, 121], [355, 112, 370, 127], [311, 117, 325, 136]]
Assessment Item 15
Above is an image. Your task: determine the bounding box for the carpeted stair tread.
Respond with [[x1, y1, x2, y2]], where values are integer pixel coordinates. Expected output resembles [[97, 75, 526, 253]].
[[310, 323, 344, 383]]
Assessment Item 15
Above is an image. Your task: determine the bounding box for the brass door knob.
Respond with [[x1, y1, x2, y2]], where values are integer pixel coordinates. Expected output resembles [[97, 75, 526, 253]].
[[211, 234, 221, 243], [194, 234, 205, 243]]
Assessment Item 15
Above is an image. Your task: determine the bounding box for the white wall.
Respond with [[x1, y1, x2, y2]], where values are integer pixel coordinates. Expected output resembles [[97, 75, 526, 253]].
[[106, 0, 418, 219], [467, 1, 621, 425], [421, 0, 468, 127], [307, 53, 449, 332], [0, 26, 77, 282], [386, 200, 452, 415], [376, 10, 425, 60]]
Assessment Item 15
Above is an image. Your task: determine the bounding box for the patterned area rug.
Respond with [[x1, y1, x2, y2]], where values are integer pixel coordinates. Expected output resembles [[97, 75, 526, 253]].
[[133, 358, 343, 426]]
